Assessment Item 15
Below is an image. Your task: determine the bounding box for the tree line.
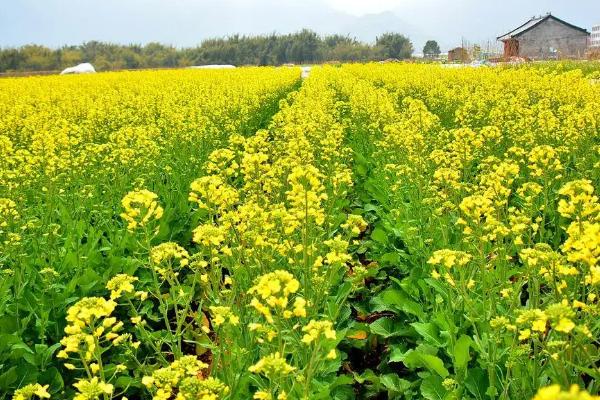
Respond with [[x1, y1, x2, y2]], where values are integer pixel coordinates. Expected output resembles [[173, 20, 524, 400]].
[[0, 30, 417, 73]]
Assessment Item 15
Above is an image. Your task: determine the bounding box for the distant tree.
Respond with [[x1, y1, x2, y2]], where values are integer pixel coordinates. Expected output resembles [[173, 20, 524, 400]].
[[0, 30, 421, 73], [93, 55, 112, 71], [58, 47, 83, 68], [121, 47, 143, 69], [375, 33, 413, 60], [323, 34, 358, 48], [79, 41, 102, 62], [423, 40, 441, 59], [0, 48, 24, 71], [287, 29, 321, 64], [325, 43, 374, 62], [19, 45, 57, 71], [143, 42, 179, 68]]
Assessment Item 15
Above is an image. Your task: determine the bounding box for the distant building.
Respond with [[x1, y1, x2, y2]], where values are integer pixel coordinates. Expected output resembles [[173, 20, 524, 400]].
[[592, 24, 600, 47], [448, 47, 470, 63], [497, 13, 590, 59]]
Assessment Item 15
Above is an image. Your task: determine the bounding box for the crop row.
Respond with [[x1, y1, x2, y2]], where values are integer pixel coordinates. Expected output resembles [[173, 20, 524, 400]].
[[3, 64, 600, 400], [0, 67, 301, 398], [335, 64, 600, 399]]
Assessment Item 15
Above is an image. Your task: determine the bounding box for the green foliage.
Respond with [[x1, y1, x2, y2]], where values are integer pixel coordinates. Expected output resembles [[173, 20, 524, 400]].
[[423, 40, 441, 58], [375, 33, 414, 60], [0, 30, 416, 73]]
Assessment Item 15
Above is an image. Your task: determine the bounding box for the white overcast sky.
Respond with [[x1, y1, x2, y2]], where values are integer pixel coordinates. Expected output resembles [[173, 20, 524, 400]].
[[2, 0, 599, 51]]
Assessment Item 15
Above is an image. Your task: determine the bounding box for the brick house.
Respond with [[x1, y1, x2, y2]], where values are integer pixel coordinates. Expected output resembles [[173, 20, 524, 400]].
[[497, 13, 590, 59]]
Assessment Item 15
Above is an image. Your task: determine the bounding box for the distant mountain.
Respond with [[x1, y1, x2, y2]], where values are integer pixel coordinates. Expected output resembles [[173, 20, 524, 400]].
[[3, 0, 600, 51], [338, 11, 420, 44], [200, 6, 430, 54], [2, 0, 430, 51]]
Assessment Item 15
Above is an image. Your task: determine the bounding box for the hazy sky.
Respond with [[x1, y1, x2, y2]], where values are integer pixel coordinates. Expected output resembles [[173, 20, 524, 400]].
[[2, 0, 600, 52]]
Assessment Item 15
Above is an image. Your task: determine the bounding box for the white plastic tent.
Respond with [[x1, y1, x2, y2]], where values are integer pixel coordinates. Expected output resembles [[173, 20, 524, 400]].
[[60, 63, 96, 75], [301, 66, 311, 79]]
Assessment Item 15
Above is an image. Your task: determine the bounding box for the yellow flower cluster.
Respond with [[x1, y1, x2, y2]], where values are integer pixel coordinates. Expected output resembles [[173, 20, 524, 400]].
[[559, 180, 600, 282], [150, 242, 190, 279], [58, 297, 124, 361], [341, 214, 368, 237], [323, 236, 352, 266], [189, 175, 239, 213], [427, 250, 472, 268], [204, 148, 239, 179], [72, 377, 113, 400], [208, 306, 239, 327], [248, 352, 296, 378], [0, 198, 21, 246], [106, 273, 138, 299], [192, 223, 227, 249], [142, 356, 228, 400], [427, 249, 473, 286], [301, 319, 336, 344], [285, 165, 328, 231], [247, 270, 305, 323], [558, 180, 600, 220], [457, 195, 495, 234], [0, 198, 19, 230], [528, 145, 563, 180], [11, 383, 50, 400], [533, 385, 600, 400], [120, 189, 163, 231], [253, 390, 288, 400], [63, 297, 117, 332]]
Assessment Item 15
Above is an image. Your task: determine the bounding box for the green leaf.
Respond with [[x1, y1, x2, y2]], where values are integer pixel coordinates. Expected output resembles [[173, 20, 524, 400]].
[[369, 318, 409, 338], [43, 343, 62, 363], [331, 385, 355, 400], [380, 374, 412, 393], [380, 252, 401, 264], [403, 350, 449, 378], [356, 163, 368, 177], [0, 366, 18, 390], [313, 374, 355, 400], [411, 322, 444, 347], [363, 203, 379, 213], [453, 335, 473, 371], [0, 318, 18, 334], [419, 354, 449, 378], [9, 342, 33, 354], [115, 375, 143, 389], [388, 344, 407, 363], [39, 367, 64, 393], [76, 269, 102, 291], [371, 227, 388, 244], [371, 288, 425, 319], [424, 278, 449, 297], [420, 375, 448, 400], [353, 369, 380, 385], [465, 368, 488, 400]]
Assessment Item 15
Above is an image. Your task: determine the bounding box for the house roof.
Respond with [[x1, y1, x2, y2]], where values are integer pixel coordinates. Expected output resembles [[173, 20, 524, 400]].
[[497, 14, 590, 41]]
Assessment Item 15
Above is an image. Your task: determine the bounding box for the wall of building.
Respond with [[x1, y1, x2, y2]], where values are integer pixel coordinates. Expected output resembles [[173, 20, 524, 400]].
[[592, 25, 600, 47], [517, 18, 589, 59]]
